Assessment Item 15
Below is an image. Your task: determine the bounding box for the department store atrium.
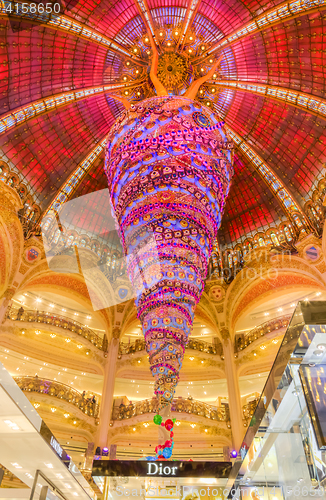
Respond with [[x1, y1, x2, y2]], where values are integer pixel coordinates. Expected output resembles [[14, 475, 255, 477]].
[[1, 0, 326, 497]]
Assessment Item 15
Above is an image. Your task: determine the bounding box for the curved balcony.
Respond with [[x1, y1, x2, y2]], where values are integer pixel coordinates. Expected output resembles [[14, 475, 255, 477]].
[[112, 397, 230, 422], [0, 465, 26, 487], [235, 315, 291, 353], [242, 399, 259, 423], [7, 307, 107, 351], [119, 338, 222, 357], [14, 376, 100, 418]]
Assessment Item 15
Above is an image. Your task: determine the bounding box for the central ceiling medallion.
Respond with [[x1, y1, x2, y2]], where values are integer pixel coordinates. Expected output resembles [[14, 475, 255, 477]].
[[157, 52, 192, 93]]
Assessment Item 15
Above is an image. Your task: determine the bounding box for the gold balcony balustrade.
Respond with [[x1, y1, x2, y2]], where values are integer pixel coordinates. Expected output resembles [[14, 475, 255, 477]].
[[7, 306, 108, 351], [13, 376, 100, 418], [112, 397, 231, 422], [118, 338, 222, 357], [242, 399, 259, 424], [0, 465, 26, 487], [235, 315, 291, 353]]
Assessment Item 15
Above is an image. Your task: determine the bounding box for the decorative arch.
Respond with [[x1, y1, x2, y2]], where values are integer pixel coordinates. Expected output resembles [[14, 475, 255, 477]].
[[17, 271, 112, 336], [230, 271, 325, 334]]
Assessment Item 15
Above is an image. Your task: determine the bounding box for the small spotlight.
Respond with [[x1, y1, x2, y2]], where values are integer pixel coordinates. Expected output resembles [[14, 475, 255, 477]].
[[102, 447, 109, 456], [230, 450, 238, 458]]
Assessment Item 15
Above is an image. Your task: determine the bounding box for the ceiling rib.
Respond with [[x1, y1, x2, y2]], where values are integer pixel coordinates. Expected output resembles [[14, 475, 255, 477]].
[[134, 0, 156, 39], [0, 81, 146, 136], [44, 134, 110, 217], [0, 1, 145, 62], [193, 0, 326, 63], [213, 80, 326, 120], [178, 0, 202, 51], [224, 124, 308, 224]]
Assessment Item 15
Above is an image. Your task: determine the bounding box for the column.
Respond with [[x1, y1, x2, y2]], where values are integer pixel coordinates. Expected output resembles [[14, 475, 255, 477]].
[[0, 288, 14, 324], [223, 338, 244, 452], [97, 337, 119, 449]]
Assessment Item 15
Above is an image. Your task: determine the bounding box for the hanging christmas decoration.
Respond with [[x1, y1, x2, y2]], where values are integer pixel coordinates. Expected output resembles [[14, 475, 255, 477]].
[[104, 41, 233, 460], [105, 95, 233, 405]]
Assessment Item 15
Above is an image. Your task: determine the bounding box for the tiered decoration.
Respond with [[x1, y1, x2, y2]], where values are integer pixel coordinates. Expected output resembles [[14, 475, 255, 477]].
[[105, 96, 233, 413]]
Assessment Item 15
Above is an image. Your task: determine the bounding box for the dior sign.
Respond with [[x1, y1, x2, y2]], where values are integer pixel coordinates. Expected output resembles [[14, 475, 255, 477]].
[[147, 462, 178, 476]]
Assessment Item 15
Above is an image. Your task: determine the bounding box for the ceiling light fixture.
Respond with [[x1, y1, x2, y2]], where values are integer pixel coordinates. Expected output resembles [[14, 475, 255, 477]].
[[11, 463, 22, 469], [4, 420, 20, 430]]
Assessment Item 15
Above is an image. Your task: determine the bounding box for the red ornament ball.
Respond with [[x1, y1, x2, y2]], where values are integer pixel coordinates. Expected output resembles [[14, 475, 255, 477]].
[[165, 419, 173, 431]]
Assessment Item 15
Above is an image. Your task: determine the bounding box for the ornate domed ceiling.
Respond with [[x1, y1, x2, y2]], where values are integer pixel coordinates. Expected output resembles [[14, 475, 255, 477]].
[[1, 0, 326, 252]]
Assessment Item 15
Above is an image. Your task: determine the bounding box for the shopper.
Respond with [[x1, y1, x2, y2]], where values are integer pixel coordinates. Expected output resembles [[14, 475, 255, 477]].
[[17, 306, 24, 320]]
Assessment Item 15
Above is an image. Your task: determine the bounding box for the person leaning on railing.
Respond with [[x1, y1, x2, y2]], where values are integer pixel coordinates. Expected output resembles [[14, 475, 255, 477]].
[[16, 306, 24, 320]]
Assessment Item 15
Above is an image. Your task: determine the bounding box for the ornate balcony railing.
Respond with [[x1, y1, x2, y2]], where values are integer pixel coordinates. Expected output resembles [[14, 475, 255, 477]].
[[112, 397, 230, 422], [14, 376, 100, 418], [242, 399, 259, 423], [7, 307, 108, 351], [235, 315, 291, 352], [0, 465, 26, 486], [119, 338, 221, 356]]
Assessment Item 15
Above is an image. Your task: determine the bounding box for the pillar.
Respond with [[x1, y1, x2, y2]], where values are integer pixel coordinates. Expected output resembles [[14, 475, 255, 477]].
[[223, 337, 244, 452], [0, 289, 15, 324], [97, 337, 119, 449]]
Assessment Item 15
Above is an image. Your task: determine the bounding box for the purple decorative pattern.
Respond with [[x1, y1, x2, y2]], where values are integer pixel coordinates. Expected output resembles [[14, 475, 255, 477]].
[[105, 96, 233, 410]]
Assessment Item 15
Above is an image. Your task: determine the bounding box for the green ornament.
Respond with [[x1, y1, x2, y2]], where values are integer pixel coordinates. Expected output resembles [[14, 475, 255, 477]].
[[249, 416, 256, 427], [153, 414, 162, 425], [172, 418, 176, 423]]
